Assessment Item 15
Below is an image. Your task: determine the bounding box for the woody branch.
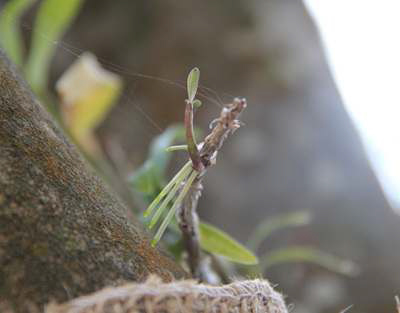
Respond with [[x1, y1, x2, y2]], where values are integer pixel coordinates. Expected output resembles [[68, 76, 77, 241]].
[[179, 97, 247, 278]]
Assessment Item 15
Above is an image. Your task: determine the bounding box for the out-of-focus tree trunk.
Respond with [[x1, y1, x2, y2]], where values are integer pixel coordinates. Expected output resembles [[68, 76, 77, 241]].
[[0, 48, 187, 312]]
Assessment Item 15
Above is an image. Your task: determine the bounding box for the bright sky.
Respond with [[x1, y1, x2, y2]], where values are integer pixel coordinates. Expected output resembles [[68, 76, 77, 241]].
[[304, 1, 400, 209]]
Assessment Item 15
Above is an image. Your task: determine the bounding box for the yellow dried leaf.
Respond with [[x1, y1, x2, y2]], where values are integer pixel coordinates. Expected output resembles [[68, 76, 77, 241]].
[[56, 52, 122, 147]]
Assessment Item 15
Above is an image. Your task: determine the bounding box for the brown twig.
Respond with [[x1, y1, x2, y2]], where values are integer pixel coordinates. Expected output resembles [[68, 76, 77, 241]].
[[199, 98, 247, 167], [178, 98, 247, 279]]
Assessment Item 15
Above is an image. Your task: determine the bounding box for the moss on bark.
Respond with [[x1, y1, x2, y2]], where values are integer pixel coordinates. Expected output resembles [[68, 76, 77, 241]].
[[0, 48, 187, 312]]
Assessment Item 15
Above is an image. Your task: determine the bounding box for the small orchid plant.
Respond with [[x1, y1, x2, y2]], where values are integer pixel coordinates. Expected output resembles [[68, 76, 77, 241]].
[[143, 68, 203, 246], [143, 67, 248, 276]]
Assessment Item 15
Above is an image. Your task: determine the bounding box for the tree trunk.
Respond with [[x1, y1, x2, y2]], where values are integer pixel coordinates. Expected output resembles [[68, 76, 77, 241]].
[[0, 48, 186, 312]]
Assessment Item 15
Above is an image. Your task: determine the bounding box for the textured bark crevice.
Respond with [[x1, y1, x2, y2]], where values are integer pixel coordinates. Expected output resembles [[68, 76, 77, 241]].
[[0, 48, 187, 312]]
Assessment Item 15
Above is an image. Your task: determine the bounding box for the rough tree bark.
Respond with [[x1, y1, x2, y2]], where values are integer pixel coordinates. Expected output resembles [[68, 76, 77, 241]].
[[0, 48, 187, 312]]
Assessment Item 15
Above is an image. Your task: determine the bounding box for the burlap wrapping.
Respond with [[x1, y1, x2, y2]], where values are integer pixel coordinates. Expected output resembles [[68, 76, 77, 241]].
[[46, 276, 288, 313]]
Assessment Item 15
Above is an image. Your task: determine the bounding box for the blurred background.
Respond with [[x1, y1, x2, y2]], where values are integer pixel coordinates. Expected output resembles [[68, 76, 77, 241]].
[[2, 0, 400, 312]]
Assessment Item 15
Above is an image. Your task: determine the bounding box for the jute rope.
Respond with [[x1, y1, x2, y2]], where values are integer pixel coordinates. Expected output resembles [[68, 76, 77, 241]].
[[46, 276, 288, 313]]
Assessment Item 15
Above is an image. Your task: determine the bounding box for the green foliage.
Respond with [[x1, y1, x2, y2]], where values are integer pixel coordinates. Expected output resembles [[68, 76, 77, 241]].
[[148, 126, 186, 178], [129, 69, 356, 275], [0, 0, 35, 66], [130, 125, 258, 265], [243, 211, 358, 277], [199, 222, 258, 265], [25, 0, 83, 92], [247, 211, 312, 250], [187, 67, 200, 103], [129, 125, 185, 196], [259, 245, 359, 276]]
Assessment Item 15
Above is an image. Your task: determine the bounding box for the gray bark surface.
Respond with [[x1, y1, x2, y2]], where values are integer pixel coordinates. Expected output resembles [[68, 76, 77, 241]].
[[0, 48, 186, 312]]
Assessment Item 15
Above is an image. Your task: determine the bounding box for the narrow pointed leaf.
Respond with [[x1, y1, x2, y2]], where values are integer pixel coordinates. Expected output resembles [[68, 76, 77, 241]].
[[247, 211, 312, 250], [260, 246, 359, 276], [199, 222, 258, 265], [187, 67, 200, 102], [0, 0, 35, 66], [26, 0, 83, 92]]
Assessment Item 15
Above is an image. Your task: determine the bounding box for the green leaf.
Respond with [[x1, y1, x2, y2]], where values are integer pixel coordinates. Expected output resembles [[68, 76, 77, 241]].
[[260, 246, 359, 276], [129, 125, 185, 197], [129, 160, 158, 196], [247, 211, 312, 250], [149, 126, 185, 177], [25, 0, 83, 93], [199, 222, 258, 265], [187, 67, 200, 102], [0, 0, 35, 66]]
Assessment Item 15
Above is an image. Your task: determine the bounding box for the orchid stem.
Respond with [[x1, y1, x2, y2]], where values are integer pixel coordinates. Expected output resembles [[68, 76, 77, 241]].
[[185, 100, 203, 171]]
